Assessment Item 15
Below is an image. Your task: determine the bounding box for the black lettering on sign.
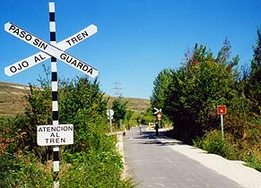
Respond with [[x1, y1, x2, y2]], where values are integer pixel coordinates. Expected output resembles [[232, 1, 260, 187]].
[[65, 30, 89, 46], [88, 68, 93, 74], [65, 39, 72, 46], [34, 54, 46, 63], [77, 62, 83, 69], [10, 66, 17, 73], [61, 138, 66, 143], [81, 30, 88, 39], [33, 39, 48, 50], [60, 53, 93, 75], [76, 33, 83, 41], [8, 24, 32, 41], [20, 30, 26, 38], [71, 37, 77, 45], [10, 61, 29, 73], [71, 59, 77, 66], [82, 64, 88, 71], [8, 24, 16, 32]]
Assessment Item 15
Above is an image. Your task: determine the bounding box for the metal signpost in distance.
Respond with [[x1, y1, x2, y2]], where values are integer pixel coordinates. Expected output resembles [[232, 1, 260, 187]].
[[154, 108, 162, 136], [4, 2, 99, 188], [217, 105, 226, 141], [107, 109, 114, 133]]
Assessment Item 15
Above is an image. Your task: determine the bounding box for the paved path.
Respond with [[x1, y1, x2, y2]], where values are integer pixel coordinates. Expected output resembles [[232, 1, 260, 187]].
[[124, 126, 243, 188]]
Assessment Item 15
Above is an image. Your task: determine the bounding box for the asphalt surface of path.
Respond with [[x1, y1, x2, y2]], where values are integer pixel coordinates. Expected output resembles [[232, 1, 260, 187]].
[[124, 126, 243, 188]]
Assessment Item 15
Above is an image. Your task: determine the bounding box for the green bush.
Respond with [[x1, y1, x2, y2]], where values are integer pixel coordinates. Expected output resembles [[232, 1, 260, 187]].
[[0, 75, 134, 187], [193, 130, 236, 159], [245, 154, 261, 172], [0, 153, 52, 188], [61, 149, 132, 188]]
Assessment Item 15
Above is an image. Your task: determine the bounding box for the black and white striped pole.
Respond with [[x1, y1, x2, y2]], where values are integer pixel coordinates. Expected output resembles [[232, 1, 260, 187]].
[[4, 2, 99, 187], [49, 2, 59, 187]]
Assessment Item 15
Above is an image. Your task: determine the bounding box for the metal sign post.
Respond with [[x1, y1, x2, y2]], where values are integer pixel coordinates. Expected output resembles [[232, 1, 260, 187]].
[[217, 105, 226, 141], [107, 109, 114, 133], [154, 108, 162, 136], [220, 114, 224, 141], [4, 2, 99, 187]]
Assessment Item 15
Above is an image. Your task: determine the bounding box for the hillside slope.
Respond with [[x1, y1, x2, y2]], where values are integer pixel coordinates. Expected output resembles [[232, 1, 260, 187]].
[[0, 82, 29, 117], [0, 82, 150, 117]]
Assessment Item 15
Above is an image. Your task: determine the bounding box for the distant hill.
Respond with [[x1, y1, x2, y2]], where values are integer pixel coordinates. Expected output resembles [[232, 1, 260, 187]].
[[107, 96, 150, 113], [0, 82, 29, 117], [0, 82, 150, 117]]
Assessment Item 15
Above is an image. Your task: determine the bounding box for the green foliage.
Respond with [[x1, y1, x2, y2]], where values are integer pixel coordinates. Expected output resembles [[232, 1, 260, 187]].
[[59, 77, 108, 125], [245, 153, 261, 172], [0, 152, 53, 188], [193, 130, 236, 159], [152, 41, 245, 143], [61, 149, 133, 188], [151, 68, 172, 110], [112, 97, 127, 127], [0, 74, 133, 187], [124, 110, 134, 129], [244, 26, 261, 116], [151, 30, 261, 171]]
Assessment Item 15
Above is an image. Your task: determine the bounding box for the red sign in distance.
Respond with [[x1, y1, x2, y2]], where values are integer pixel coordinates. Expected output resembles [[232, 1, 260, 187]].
[[217, 105, 226, 115], [156, 113, 162, 120]]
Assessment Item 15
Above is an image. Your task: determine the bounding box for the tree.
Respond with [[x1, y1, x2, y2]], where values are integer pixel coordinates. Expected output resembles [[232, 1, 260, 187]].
[[152, 42, 245, 143], [124, 110, 134, 130], [151, 68, 172, 110], [244, 26, 261, 116], [112, 97, 127, 128]]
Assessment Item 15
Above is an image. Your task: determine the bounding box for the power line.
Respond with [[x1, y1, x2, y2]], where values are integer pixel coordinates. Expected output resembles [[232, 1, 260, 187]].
[[113, 81, 122, 97]]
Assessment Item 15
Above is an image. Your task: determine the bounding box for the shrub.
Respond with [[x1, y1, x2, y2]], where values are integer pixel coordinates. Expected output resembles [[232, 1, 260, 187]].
[[193, 130, 236, 159], [0, 152, 52, 188]]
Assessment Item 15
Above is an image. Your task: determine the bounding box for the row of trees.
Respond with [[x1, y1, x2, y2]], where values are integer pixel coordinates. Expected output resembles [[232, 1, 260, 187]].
[[151, 28, 261, 169]]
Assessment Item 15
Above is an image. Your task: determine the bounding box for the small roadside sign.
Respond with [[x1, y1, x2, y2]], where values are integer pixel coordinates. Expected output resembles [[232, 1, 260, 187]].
[[156, 112, 162, 120], [107, 109, 114, 133], [217, 105, 226, 115], [106, 109, 114, 118], [37, 124, 74, 146]]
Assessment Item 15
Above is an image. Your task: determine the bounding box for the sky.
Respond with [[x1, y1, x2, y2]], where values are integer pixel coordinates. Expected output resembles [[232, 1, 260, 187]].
[[1, 0, 261, 99]]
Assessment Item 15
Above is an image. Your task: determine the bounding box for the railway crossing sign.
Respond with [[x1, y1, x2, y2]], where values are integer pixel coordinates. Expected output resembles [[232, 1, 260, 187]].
[[3, 3, 99, 188], [4, 22, 99, 78], [4, 24, 97, 77], [154, 107, 162, 114]]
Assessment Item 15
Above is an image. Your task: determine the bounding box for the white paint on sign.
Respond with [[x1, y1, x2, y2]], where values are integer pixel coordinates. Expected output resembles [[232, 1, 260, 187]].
[[154, 107, 162, 114], [107, 109, 114, 120], [5, 24, 97, 76], [37, 124, 74, 146], [4, 22, 98, 78], [107, 109, 114, 116]]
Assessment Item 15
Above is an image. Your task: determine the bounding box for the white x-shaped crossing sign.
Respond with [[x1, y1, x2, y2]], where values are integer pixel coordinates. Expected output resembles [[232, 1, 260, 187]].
[[4, 22, 99, 78]]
